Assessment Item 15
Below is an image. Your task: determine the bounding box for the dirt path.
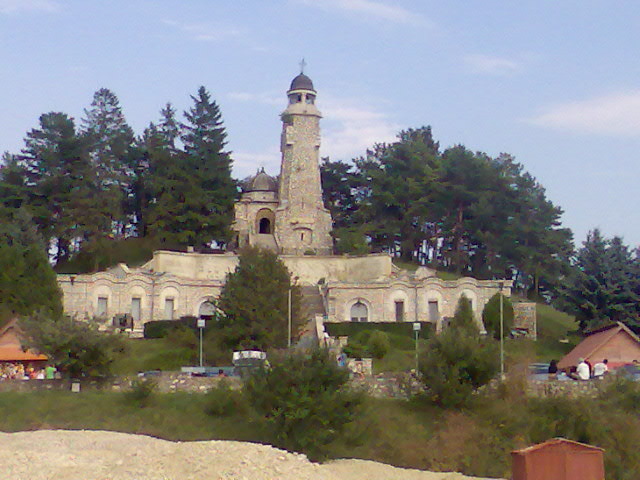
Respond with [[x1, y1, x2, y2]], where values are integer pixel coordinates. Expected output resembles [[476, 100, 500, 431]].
[[0, 430, 502, 480]]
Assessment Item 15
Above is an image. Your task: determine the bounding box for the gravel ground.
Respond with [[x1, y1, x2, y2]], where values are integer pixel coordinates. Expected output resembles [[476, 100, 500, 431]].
[[0, 430, 503, 480]]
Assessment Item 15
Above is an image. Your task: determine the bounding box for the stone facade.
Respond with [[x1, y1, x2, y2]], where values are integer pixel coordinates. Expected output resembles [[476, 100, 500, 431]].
[[233, 73, 332, 255], [58, 71, 512, 335]]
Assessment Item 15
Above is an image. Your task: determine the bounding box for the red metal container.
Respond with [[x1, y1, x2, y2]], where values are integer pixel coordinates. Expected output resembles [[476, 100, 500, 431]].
[[511, 438, 604, 480]]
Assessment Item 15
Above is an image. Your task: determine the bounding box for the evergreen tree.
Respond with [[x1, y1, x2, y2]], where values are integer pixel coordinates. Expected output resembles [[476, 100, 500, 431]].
[[562, 229, 640, 331], [176, 86, 237, 247], [0, 208, 62, 322], [450, 295, 476, 331], [18, 112, 103, 262], [80, 88, 135, 238], [217, 247, 301, 350], [481, 293, 514, 340], [355, 126, 440, 260]]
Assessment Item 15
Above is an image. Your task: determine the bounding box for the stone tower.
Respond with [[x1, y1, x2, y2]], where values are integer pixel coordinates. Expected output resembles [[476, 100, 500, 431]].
[[274, 72, 333, 255]]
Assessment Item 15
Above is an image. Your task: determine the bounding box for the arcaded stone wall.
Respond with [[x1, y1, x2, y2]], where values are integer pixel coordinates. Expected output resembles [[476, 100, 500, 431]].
[[59, 269, 224, 328], [326, 277, 511, 329]]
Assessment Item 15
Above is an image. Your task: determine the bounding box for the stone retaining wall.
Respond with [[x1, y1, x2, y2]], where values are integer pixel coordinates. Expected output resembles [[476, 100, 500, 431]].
[[0, 372, 241, 394], [526, 378, 605, 398]]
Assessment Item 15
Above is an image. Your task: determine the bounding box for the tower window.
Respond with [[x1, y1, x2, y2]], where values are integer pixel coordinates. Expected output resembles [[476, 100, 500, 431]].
[[305, 94, 315, 104], [296, 94, 302, 102], [259, 217, 271, 234]]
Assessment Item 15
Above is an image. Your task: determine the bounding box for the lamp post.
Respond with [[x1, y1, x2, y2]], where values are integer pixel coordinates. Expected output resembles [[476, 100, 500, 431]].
[[413, 322, 421, 372], [197, 317, 206, 368], [499, 280, 505, 381], [288, 276, 299, 349]]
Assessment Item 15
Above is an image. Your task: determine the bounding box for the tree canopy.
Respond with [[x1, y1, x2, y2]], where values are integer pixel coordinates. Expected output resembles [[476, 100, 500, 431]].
[[321, 126, 574, 299], [561, 229, 640, 332], [216, 247, 302, 350]]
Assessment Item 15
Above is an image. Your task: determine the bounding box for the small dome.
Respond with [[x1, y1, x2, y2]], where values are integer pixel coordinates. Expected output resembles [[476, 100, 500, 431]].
[[289, 73, 315, 92], [243, 169, 278, 192]]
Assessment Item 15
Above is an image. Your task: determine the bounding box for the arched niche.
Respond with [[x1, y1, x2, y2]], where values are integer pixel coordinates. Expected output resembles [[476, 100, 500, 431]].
[[255, 208, 275, 235]]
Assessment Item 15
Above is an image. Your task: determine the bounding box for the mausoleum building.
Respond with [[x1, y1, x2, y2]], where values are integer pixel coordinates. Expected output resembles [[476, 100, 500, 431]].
[[57, 70, 511, 336]]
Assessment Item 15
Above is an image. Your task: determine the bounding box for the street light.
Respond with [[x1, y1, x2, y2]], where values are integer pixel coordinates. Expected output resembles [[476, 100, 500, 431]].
[[499, 280, 505, 381]]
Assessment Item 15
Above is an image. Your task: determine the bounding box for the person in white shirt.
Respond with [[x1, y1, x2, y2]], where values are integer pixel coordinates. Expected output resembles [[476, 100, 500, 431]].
[[576, 358, 590, 380], [593, 359, 608, 378]]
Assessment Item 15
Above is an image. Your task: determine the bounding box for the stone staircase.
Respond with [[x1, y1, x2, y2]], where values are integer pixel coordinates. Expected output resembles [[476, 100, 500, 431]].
[[296, 285, 326, 348]]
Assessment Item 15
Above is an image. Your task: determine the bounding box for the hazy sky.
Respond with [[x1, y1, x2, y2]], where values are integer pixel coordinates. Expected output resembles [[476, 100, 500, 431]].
[[1, 1, 639, 247]]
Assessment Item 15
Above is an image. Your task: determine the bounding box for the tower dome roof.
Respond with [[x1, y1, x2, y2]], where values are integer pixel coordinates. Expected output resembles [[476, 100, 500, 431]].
[[289, 73, 315, 92], [242, 168, 278, 192]]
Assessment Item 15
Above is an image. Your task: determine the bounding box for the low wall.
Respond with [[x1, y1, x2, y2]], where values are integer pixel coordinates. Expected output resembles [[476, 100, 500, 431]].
[[0, 372, 241, 394], [527, 378, 605, 398]]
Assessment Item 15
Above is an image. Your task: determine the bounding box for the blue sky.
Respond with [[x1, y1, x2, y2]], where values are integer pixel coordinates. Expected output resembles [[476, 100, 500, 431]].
[[1, 0, 639, 248]]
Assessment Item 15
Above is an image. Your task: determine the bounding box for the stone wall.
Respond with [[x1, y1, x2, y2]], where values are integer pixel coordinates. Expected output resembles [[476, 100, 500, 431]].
[[526, 379, 604, 398], [0, 372, 241, 394], [513, 302, 537, 339], [326, 276, 510, 328]]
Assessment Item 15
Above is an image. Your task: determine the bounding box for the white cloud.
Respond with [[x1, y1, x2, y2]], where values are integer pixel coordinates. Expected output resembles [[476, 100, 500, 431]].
[[0, 0, 58, 14], [321, 97, 400, 160], [230, 96, 400, 174], [294, 0, 427, 25], [463, 54, 521, 75], [162, 19, 244, 42], [527, 91, 640, 136]]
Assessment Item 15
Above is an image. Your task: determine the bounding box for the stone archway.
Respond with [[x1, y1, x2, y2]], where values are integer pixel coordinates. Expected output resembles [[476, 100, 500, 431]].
[[198, 300, 216, 320], [259, 217, 271, 234]]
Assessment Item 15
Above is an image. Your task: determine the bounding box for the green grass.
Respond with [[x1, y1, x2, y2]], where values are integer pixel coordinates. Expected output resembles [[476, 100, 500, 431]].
[[2, 387, 639, 479], [111, 338, 195, 375], [0, 391, 257, 442]]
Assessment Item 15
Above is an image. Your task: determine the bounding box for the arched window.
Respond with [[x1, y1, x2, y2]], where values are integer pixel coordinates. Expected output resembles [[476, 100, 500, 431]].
[[259, 217, 271, 234], [199, 301, 215, 320], [350, 302, 368, 322]]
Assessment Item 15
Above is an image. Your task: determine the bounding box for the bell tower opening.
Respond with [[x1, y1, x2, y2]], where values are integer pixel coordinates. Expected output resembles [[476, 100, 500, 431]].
[[259, 217, 271, 234]]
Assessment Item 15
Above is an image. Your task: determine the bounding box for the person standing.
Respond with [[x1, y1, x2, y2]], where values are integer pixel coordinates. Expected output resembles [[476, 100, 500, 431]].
[[45, 364, 57, 380]]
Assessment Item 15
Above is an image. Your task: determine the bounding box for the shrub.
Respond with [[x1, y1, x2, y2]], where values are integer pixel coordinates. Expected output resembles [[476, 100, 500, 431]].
[[125, 378, 158, 407], [367, 331, 390, 359], [450, 295, 476, 331], [204, 380, 246, 416], [419, 325, 499, 408], [481, 293, 514, 340], [243, 348, 362, 460], [19, 312, 124, 378]]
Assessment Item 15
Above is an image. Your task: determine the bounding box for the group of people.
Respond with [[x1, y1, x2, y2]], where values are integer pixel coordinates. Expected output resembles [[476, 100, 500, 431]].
[[0, 362, 57, 381], [547, 358, 609, 380]]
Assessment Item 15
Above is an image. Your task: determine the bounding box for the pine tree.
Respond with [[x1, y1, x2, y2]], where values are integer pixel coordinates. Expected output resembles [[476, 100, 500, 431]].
[[562, 229, 640, 331], [81, 88, 135, 238], [19, 112, 103, 262], [217, 247, 301, 350], [178, 86, 237, 247], [0, 208, 62, 322]]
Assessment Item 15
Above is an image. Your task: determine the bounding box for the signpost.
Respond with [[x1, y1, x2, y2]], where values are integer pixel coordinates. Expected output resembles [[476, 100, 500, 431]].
[[197, 318, 205, 367], [413, 322, 421, 372]]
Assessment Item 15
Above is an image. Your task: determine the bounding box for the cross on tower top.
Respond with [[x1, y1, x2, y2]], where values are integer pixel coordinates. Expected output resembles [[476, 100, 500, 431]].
[[299, 58, 306, 74]]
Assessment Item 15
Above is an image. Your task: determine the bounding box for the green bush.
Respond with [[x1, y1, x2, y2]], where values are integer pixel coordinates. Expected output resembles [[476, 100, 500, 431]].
[[367, 331, 390, 359], [482, 293, 514, 340], [125, 378, 158, 407], [324, 321, 433, 339], [419, 325, 499, 408], [204, 380, 246, 416], [243, 348, 362, 460], [144, 316, 216, 339]]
